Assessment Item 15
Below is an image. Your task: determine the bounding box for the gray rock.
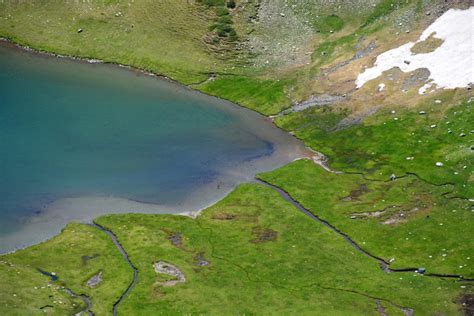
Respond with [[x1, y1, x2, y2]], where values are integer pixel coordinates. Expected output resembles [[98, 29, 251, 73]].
[[86, 272, 102, 288], [153, 261, 185, 287]]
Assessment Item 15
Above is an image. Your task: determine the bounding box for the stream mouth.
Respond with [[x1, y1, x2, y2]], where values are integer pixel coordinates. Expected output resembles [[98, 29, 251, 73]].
[[0, 42, 309, 253]]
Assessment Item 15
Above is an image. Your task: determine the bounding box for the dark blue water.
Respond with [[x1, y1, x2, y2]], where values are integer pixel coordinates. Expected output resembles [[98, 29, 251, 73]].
[[0, 43, 307, 252]]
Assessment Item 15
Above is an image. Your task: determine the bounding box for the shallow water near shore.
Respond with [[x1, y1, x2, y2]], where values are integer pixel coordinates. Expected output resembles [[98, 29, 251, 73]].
[[0, 42, 308, 253]]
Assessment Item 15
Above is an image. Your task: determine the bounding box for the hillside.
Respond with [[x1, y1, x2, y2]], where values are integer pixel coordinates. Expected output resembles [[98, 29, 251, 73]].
[[0, 0, 473, 315]]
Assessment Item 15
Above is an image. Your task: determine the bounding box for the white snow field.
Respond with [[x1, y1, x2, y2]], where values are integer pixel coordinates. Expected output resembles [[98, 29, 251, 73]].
[[356, 7, 474, 94]]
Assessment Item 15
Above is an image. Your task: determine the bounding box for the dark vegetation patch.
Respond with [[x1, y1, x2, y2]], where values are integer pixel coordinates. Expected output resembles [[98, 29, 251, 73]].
[[458, 293, 474, 316], [313, 14, 345, 33], [194, 252, 210, 267], [81, 254, 100, 265], [168, 233, 182, 247], [362, 0, 410, 27], [36, 268, 58, 282], [250, 227, 278, 244], [160, 228, 183, 247], [199, 0, 238, 41]]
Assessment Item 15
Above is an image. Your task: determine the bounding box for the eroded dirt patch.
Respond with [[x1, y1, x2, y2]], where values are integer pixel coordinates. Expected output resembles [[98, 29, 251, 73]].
[[160, 228, 183, 247], [250, 227, 278, 244], [212, 212, 236, 220], [341, 184, 369, 201], [458, 293, 474, 316], [350, 205, 427, 225]]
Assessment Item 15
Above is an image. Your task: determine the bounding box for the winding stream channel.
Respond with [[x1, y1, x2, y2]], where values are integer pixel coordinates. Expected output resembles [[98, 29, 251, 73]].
[[85, 172, 470, 315], [91, 223, 138, 316], [256, 177, 473, 282]]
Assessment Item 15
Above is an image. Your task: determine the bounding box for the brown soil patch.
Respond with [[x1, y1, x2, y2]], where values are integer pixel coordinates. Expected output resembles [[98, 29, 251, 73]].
[[411, 32, 444, 54], [194, 252, 210, 267], [381, 207, 420, 225], [458, 293, 474, 316], [350, 204, 430, 225], [250, 227, 278, 244], [212, 212, 236, 220], [341, 184, 369, 201], [167, 233, 182, 247], [160, 228, 183, 247]]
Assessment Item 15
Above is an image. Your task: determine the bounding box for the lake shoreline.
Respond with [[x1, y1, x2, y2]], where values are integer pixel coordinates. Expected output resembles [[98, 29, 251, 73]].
[[0, 37, 301, 136], [0, 38, 317, 255]]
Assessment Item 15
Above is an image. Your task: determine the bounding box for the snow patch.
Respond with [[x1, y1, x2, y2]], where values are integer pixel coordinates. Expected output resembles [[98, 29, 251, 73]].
[[356, 8, 474, 94]]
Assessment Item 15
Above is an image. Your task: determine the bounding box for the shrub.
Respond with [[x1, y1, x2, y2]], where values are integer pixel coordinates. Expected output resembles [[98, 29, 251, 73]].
[[216, 7, 229, 16], [227, 0, 236, 9]]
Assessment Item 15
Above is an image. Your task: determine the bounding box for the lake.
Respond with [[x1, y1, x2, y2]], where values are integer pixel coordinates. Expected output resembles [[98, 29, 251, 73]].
[[0, 42, 308, 253]]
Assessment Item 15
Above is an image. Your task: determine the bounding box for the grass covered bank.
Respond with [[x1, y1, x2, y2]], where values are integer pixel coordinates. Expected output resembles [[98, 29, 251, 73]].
[[275, 93, 473, 197], [0, 0, 227, 84], [0, 223, 132, 315], [0, 184, 467, 314]]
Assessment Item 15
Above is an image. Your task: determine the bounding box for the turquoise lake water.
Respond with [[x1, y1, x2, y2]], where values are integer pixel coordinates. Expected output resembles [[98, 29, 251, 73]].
[[0, 43, 307, 252]]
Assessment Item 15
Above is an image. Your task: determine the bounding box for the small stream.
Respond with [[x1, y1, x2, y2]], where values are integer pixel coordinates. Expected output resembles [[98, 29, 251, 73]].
[[255, 178, 473, 283], [91, 223, 138, 316]]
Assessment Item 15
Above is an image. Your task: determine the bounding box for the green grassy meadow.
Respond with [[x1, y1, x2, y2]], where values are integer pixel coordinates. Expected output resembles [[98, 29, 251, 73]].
[[0, 0, 228, 84], [275, 95, 473, 197], [0, 0, 473, 314], [0, 223, 132, 315], [0, 185, 467, 315], [258, 159, 473, 276]]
